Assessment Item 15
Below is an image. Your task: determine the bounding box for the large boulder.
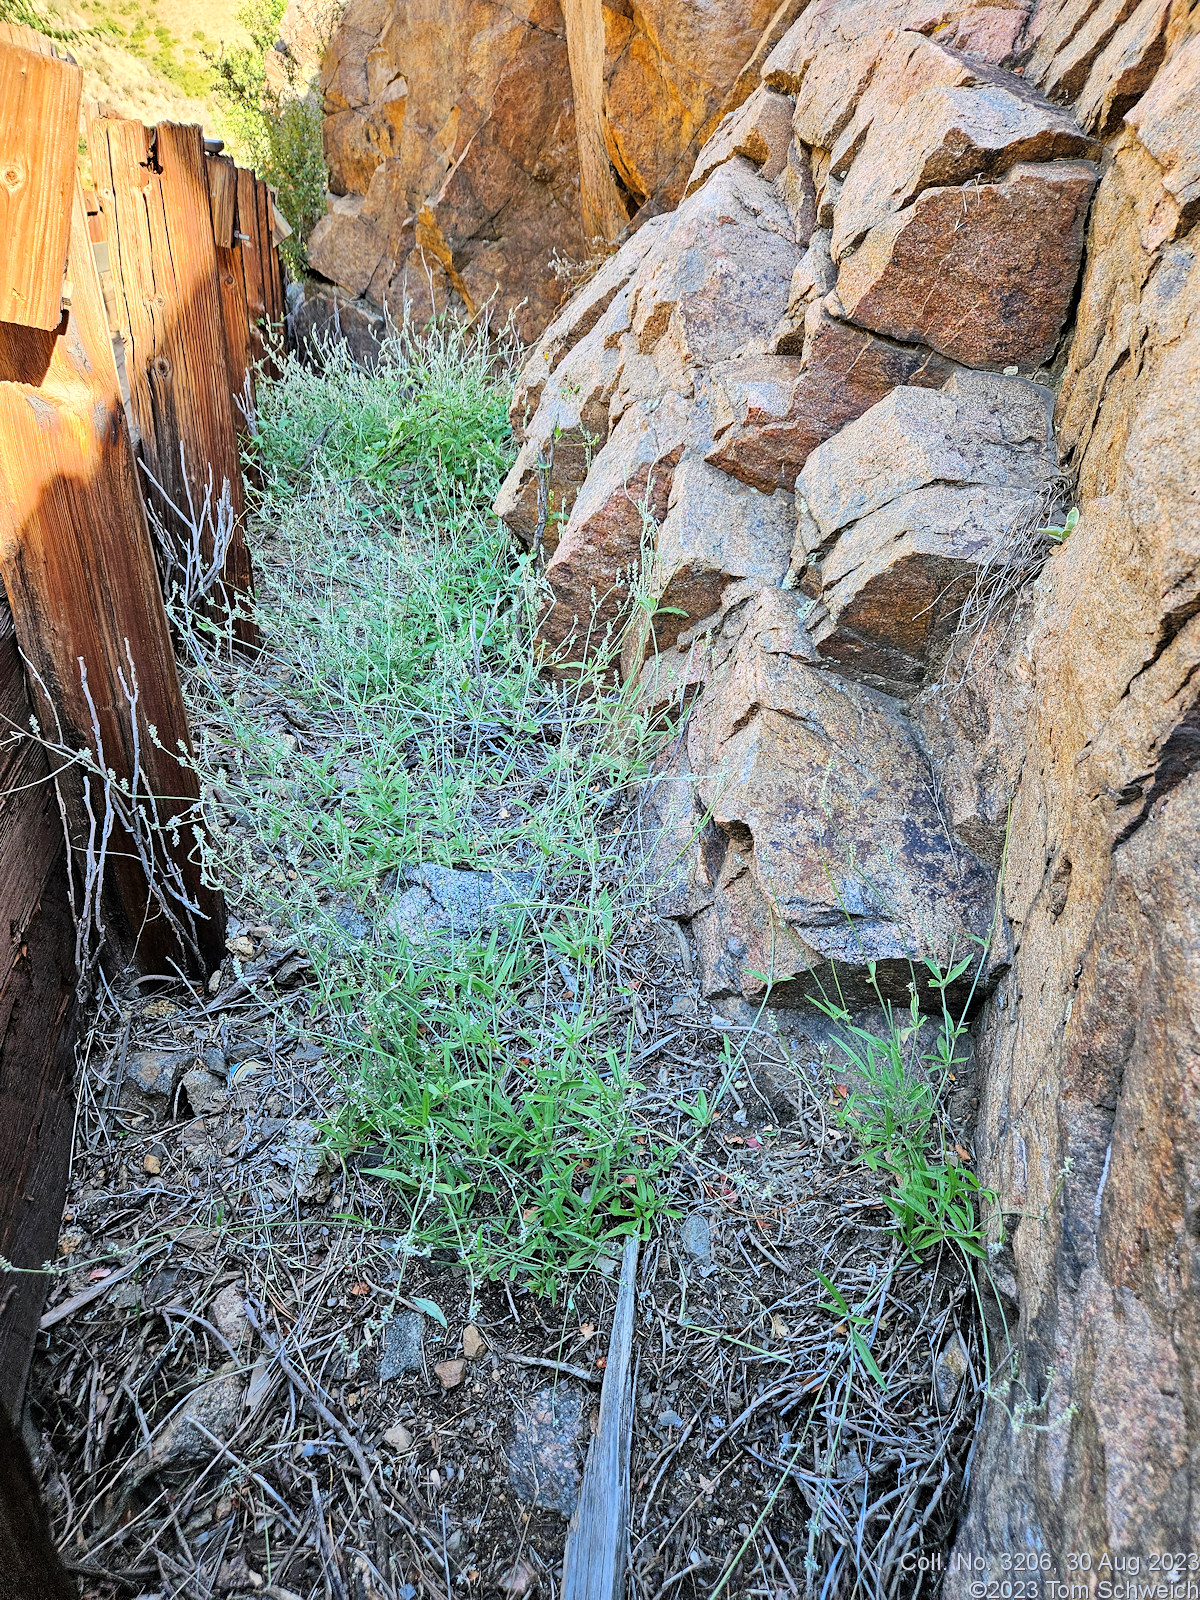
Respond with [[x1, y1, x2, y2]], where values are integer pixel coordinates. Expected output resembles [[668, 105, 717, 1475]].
[[494, 288, 633, 555], [836, 159, 1100, 368], [795, 371, 1065, 694], [684, 85, 794, 196], [626, 159, 801, 368], [619, 458, 794, 679], [507, 218, 672, 434], [679, 588, 998, 1005], [705, 309, 955, 492], [830, 72, 1098, 261], [763, 0, 1035, 123], [520, 159, 809, 668], [807, 483, 1052, 695], [535, 388, 705, 669], [497, 161, 800, 557], [794, 370, 1061, 563]]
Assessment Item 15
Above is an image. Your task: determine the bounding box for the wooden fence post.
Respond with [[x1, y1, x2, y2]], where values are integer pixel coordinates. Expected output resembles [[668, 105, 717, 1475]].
[[0, 180, 226, 977], [0, 595, 78, 1416], [262, 182, 287, 343], [87, 111, 258, 649]]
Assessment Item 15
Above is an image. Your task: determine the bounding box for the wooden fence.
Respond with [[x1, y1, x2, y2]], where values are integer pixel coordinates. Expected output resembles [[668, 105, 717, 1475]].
[[0, 21, 287, 1429]]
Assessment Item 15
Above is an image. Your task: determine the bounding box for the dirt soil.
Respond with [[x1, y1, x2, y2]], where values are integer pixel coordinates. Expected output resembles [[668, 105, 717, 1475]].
[[29, 921, 984, 1596]]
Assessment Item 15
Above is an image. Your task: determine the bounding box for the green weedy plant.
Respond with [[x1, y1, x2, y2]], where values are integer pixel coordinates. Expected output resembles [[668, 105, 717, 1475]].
[[193, 315, 672, 1297], [207, 0, 329, 274], [373, 368, 512, 490], [811, 951, 993, 1264], [1041, 505, 1079, 543]]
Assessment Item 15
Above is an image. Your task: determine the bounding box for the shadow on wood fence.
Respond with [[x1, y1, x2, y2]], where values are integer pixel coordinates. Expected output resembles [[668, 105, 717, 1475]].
[[0, 23, 288, 1569]]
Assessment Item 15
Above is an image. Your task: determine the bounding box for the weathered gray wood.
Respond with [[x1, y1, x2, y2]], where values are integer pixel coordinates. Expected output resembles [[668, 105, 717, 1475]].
[[562, 1234, 640, 1600], [207, 154, 255, 428], [0, 597, 78, 1416], [87, 111, 258, 647]]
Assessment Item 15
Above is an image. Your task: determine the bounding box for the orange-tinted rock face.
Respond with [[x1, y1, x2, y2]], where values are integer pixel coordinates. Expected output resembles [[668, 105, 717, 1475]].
[[311, 0, 583, 341], [307, 0, 798, 339]]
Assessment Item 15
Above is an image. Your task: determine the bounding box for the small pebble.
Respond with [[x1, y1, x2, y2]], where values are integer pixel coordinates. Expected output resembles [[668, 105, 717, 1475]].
[[379, 1311, 426, 1380], [679, 1213, 712, 1265], [383, 1423, 414, 1452], [435, 1359, 466, 1390]]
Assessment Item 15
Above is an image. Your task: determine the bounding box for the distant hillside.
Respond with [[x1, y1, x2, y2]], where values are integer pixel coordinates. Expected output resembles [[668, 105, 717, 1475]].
[[50, 0, 255, 167]]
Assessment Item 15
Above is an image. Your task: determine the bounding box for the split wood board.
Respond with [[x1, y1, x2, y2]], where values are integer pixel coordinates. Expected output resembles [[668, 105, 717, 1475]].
[[87, 113, 257, 635], [0, 27, 81, 330], [0, 184, 225, 975], [206, 149, 237, 249], [234, 164, 285, 378], [561, 1234, 639, 1600]]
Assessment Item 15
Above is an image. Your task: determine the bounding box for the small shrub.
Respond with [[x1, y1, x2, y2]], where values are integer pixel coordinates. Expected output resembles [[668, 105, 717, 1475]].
[[207, 0, 330, 274]]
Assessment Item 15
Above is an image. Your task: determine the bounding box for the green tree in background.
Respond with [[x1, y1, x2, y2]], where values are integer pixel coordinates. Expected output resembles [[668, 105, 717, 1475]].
[[208, 0, 329, 275]]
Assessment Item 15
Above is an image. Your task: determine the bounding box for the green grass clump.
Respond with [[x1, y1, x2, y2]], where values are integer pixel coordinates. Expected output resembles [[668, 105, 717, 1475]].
[[375, 378, 512, 490], [196, 319, 670, 1297], [814, 955, 991, 1264]]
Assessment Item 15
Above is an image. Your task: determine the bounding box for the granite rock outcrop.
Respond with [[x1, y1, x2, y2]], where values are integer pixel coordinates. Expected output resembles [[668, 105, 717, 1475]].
[[494, 0, 1200, 1561]]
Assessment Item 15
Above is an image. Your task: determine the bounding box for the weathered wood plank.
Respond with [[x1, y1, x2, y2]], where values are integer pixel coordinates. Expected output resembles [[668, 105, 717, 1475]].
[[0, 30, 81, 330], [561, 1234, 639, 1600], [87, 112, 258, 645], [207, 154, 255, 427], [234, 164, 286, 378], [206, 150, 236, 249], [0, 598, 78, 1419], [260, 179, 286, 336], [235, 163, 267, 365], [0, 184, 226, 976]]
